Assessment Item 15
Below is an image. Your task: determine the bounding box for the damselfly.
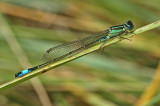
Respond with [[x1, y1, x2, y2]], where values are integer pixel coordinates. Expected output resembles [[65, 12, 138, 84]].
[[15, 21, 134, 78]]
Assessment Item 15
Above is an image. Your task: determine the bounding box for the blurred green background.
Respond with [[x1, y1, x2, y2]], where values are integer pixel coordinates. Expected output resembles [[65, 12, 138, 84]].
[[0, 0, 160, 106]]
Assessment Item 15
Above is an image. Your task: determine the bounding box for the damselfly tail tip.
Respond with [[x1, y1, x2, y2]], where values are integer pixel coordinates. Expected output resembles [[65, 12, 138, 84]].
[[15, 72, 22, 78]]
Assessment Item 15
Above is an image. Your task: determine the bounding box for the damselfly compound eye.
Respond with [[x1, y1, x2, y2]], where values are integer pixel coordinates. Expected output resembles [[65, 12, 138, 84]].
[[126, 20, 134, 31]]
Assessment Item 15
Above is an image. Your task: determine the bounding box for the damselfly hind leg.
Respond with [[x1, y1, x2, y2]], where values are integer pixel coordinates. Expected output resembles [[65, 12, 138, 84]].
[[99, 35, 110, 49], [119, 36, 132, 41], [97, 46, 105, 55], [119, 31, 133, 41], [101, 47, 105, 55]]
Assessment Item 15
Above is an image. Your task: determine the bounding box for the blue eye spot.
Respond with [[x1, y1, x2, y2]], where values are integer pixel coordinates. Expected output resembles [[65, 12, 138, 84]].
[[126, 20, 134, 31]]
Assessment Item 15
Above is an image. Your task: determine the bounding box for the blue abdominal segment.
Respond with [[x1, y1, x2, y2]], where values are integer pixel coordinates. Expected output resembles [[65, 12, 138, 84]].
[[15, 69, 29, 78], [15, 67, 36, 78]]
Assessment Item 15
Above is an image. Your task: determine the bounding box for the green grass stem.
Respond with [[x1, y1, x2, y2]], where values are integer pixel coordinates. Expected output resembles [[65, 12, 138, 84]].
[[0, 20, 160, 91]]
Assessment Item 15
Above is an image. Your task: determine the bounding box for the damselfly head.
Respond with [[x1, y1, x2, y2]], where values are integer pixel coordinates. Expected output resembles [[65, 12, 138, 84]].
[[126, 20, 134, 31]]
